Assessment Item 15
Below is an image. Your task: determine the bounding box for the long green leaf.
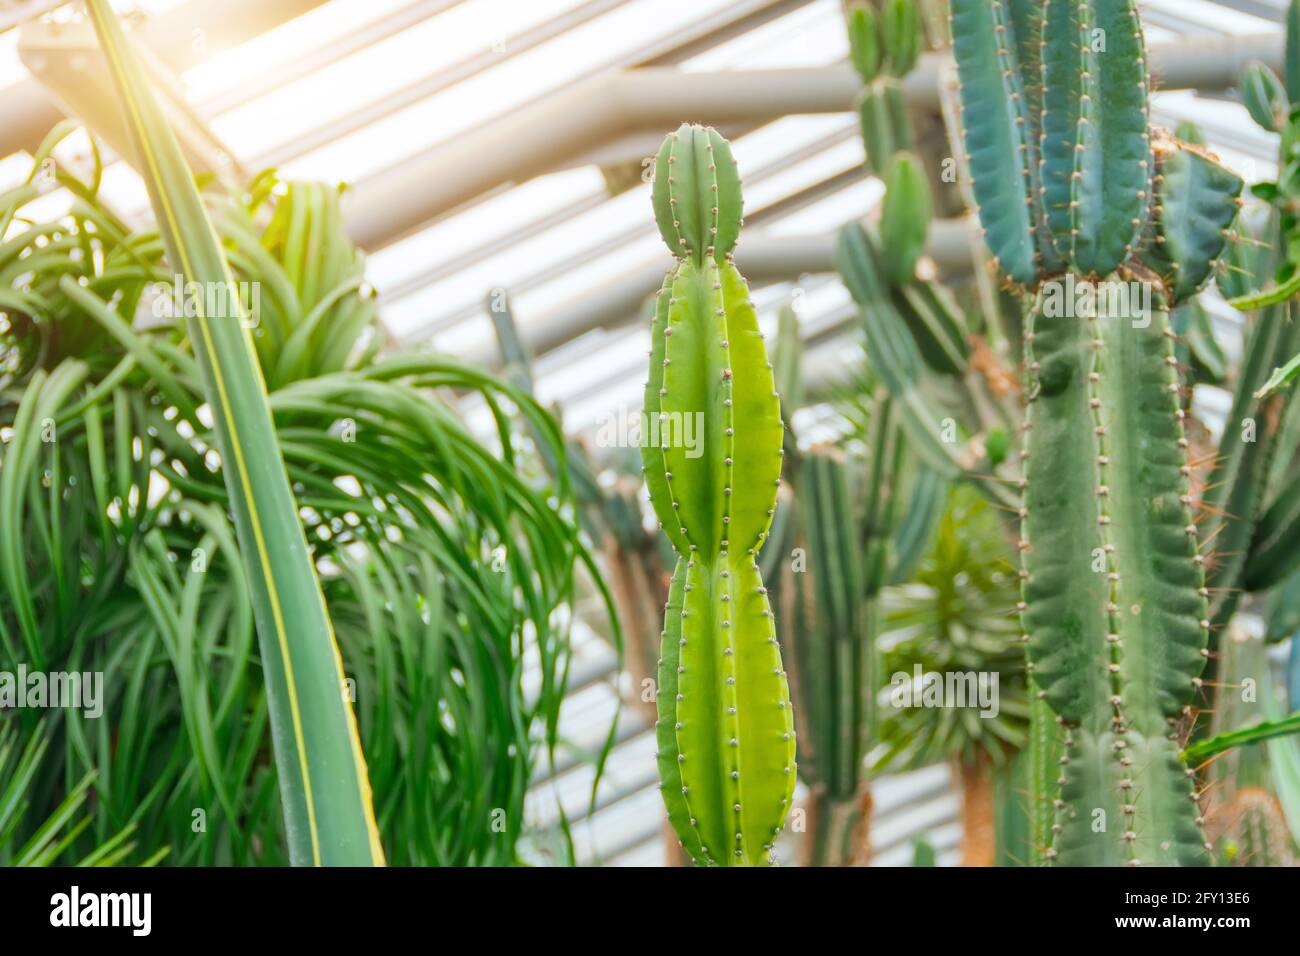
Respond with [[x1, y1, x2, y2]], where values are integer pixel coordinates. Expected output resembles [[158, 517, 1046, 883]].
[[1255, 350, 1300, 399], [1183, 711, 1300, 762], [85, 0, 383, 865]]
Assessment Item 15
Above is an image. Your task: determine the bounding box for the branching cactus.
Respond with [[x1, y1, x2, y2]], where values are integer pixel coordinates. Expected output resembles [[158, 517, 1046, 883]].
[[951, 0, 1244, 865], [848, 0, 923, 175], [644, 124, 795, 865]]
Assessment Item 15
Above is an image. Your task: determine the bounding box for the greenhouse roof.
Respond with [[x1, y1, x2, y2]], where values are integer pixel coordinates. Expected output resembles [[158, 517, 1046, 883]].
[[0, 0, 1288, 865]]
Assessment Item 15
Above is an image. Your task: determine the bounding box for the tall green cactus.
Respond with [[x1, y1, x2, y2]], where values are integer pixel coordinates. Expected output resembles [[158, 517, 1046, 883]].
[[645, 125, 795, 865], [951, 0, 1245, 865], [848, 0, 923, 175], [784, 447, 875, 866]]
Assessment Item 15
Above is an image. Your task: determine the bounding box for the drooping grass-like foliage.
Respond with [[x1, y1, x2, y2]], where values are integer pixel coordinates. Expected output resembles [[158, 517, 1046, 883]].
[[0, 123, 597, 863]]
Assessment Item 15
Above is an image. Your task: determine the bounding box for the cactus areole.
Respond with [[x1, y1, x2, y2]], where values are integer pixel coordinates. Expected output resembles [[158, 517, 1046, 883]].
[[644, 124, 795, 865], [951, 0, 1244, 865]]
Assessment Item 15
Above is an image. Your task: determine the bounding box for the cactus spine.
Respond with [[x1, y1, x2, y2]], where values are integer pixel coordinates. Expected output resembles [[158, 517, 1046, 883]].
[[952, 0, 1245, 865], [645, 125, 795, 865]]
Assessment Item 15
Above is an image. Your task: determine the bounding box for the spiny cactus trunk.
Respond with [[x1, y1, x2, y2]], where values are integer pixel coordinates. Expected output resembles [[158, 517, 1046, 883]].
[[646, 125, 795, 866], [1215, 789, 1296, 866], [1021, 274, 1210, 865], [951, 0, 1242, 865]]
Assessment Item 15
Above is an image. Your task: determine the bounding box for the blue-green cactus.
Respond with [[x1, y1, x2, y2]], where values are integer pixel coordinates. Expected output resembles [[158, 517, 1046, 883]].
[[645, 124, 795, 866], [1143, 138, 1244, 303], [949, 0, 1047, 284], [1039, 0, 1152, 276], [1021, 272, 1210, 865], [950, 0, 1249, 865]]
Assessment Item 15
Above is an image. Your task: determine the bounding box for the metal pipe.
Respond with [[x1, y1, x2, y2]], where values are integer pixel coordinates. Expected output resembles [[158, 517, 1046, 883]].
[[0, 0, 324, 158], [470, 218, 978, 365], [344, 33, 1282, 250]]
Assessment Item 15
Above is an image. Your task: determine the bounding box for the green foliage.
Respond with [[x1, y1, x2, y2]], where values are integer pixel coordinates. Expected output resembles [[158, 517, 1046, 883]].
[[1253, 350, 1300, 401], [1228, 46, 1300, 308], [1185, 711, 1300, 762], [0, 140, 591, 865], [0, 722, 151, 866], [1204, 303, 1300, 618], [1207, 12, 1300, 623], [876, 487, 1028, 770], [645, 125, 794, 866], [86, 0, 382, 864]]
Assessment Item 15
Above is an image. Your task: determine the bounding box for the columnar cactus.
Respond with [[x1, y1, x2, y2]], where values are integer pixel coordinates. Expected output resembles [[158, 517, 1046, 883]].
[[1210, 4, 1300, 612], [644, 124, 795, 865], [848, 0, 923, 175], [951, 0, 1244, 865]]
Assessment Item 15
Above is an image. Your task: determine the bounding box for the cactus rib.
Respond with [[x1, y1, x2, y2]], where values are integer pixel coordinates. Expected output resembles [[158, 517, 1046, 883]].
[[950, 0, 1040, 285], [1040, 0, 1151, 276]]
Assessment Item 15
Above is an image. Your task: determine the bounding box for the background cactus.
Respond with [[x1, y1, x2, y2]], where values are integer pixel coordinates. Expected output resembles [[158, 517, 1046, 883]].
[[772, 326, 943, 865], [1210, 4, 1300, 613], [780, 445, 876, 866], [847, 0, 922, 176], [824, 0, 1032, 866], [1200, 626, 1299, 865], [645, 124, 795, 866], [950, 0, 1250, 865]]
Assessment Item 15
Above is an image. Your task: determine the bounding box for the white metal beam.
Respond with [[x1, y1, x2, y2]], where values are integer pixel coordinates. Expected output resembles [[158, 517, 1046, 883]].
[[342, 32, 1283, 250]]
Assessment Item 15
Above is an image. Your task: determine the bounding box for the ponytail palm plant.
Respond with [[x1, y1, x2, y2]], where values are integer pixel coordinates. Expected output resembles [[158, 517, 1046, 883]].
[[875, 486, 1029, 866], [0, 2, 604, 866]]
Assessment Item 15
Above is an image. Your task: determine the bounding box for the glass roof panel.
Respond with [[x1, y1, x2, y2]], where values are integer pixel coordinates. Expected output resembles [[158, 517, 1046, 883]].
[[277, 0, 742, 183]]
